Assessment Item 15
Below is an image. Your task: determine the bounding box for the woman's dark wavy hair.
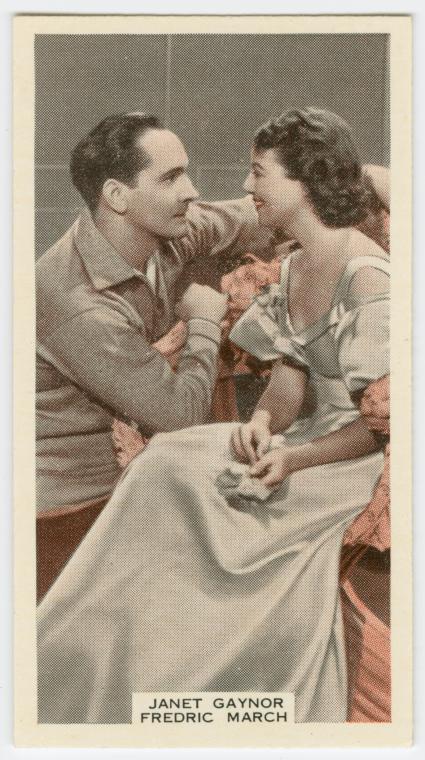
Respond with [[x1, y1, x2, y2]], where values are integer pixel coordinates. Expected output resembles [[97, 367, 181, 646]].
[[254, 108, 381, 228], [70, 112, 164, 213]]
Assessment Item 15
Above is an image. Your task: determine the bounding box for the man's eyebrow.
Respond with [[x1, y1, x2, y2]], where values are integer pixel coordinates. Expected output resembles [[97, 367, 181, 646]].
[[251, 161, 265, 171]]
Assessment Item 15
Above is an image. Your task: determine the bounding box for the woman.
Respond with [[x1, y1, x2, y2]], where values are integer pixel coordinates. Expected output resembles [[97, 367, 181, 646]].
[[37, 108, 389, 724]]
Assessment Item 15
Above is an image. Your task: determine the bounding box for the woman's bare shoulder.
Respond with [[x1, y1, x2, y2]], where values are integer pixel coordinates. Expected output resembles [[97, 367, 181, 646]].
[[345, 229, 390, 301], [350, 227, 389, 260]]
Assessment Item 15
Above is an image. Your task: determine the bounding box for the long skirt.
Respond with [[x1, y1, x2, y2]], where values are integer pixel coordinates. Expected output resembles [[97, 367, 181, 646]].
[[37, 422, 383, 724]]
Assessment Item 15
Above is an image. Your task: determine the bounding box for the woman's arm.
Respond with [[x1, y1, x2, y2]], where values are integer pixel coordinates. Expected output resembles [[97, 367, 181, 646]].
[[364, 163, 391, 211], [256, 360, 308, 433], [290, 415, 379, 470], [250, 415, 380, 487], [231, 360, 307, 464]]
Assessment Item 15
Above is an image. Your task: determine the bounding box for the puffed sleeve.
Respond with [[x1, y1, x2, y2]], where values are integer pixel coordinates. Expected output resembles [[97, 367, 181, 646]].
[[229, 284, 310, 370], [334, 295, 390, 394]]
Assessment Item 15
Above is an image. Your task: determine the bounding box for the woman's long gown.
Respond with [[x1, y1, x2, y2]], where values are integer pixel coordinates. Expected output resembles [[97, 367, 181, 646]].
[[37, 254, 390, 724]]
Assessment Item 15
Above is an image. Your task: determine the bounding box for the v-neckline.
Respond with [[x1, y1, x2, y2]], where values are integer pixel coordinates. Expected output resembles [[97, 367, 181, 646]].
[[284, 252, 390, 339], [284, 254, 337, 338]]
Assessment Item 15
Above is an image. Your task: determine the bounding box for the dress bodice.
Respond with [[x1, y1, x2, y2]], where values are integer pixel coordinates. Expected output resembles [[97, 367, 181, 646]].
[[229, 253, 390, 418]]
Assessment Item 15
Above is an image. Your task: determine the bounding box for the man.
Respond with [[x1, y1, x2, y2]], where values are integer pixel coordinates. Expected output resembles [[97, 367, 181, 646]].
[[36, 112, 260, 516]]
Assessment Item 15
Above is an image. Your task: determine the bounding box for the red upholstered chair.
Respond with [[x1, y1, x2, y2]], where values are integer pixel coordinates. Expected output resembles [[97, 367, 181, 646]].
[[37, 496, 108, 601]]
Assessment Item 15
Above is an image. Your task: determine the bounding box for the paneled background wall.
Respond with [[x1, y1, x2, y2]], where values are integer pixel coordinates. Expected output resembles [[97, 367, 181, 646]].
[[35, 33, 389, 260]]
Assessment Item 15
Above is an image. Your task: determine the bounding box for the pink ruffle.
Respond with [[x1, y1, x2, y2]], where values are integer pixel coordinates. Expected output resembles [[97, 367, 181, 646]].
[[343, 376, 390, 551]]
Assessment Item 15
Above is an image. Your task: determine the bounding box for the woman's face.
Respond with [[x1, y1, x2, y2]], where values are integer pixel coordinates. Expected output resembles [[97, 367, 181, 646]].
[[243, 148, 307, 228]]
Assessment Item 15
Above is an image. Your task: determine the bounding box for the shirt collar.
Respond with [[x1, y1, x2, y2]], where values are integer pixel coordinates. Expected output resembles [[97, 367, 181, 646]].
[[74, 207, 141, 291]]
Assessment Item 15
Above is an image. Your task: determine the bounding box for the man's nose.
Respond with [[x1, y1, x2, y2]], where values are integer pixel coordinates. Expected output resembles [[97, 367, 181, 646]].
[[181, 175, 199, 202], [243, 173, 254, 194]]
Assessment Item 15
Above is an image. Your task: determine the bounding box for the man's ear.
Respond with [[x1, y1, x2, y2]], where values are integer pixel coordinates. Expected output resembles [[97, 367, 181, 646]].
[[101, 178, 128, 214]]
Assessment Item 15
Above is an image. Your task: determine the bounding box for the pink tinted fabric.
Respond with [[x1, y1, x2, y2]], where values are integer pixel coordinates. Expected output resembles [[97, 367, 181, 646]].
[[344, 376, 390, 552], [221, 252, 287, 375], [341, 577, 391, 722]]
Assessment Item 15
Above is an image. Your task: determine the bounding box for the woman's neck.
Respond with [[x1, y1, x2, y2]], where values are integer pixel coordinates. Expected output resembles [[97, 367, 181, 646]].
[[283, 206, 350, 266]]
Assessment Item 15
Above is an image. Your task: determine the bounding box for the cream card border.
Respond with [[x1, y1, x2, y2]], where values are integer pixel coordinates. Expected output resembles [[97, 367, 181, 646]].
[[13, 14, 412, 748]]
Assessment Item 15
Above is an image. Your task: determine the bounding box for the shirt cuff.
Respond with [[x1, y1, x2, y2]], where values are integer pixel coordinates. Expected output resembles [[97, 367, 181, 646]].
[[187, 318, 221, 346]]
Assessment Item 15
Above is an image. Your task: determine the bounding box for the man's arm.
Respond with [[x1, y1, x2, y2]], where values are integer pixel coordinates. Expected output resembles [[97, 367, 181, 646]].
[[176, 196, 273, 264], [39, 291, 227, 436]]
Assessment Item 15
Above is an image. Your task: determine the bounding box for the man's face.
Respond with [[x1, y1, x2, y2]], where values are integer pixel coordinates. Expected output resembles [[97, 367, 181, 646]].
[[243, 148, 306, 229], [125, 129, 199, 239]]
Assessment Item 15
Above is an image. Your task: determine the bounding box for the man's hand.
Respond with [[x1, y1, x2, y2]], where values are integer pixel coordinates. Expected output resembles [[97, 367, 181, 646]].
[[248, 445, 296, 488], [176, 283, 229, 325], [231, 410, 272, 465]]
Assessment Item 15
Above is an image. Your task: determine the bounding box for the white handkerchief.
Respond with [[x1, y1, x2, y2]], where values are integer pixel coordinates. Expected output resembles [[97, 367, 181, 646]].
[[216, 434, 286, 505]]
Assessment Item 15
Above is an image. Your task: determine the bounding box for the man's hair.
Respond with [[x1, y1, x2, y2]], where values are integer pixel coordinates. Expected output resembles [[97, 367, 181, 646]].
[[254, 107, 380, 228], [70, 112, 164, 213]]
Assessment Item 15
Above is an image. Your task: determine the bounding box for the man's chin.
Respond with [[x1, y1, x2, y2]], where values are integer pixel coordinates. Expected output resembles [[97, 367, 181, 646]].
[[169, 217, 190, 239]]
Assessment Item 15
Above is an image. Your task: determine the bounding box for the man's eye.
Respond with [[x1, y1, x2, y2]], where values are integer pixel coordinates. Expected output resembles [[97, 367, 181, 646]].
[[163, 170, 183, 184]]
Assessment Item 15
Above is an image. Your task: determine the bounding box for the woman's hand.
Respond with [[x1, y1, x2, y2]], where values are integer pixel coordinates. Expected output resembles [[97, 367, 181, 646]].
[[231, 410, 271, 465], [248, 446, 296, 488], [249, 414, 382, 489]]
